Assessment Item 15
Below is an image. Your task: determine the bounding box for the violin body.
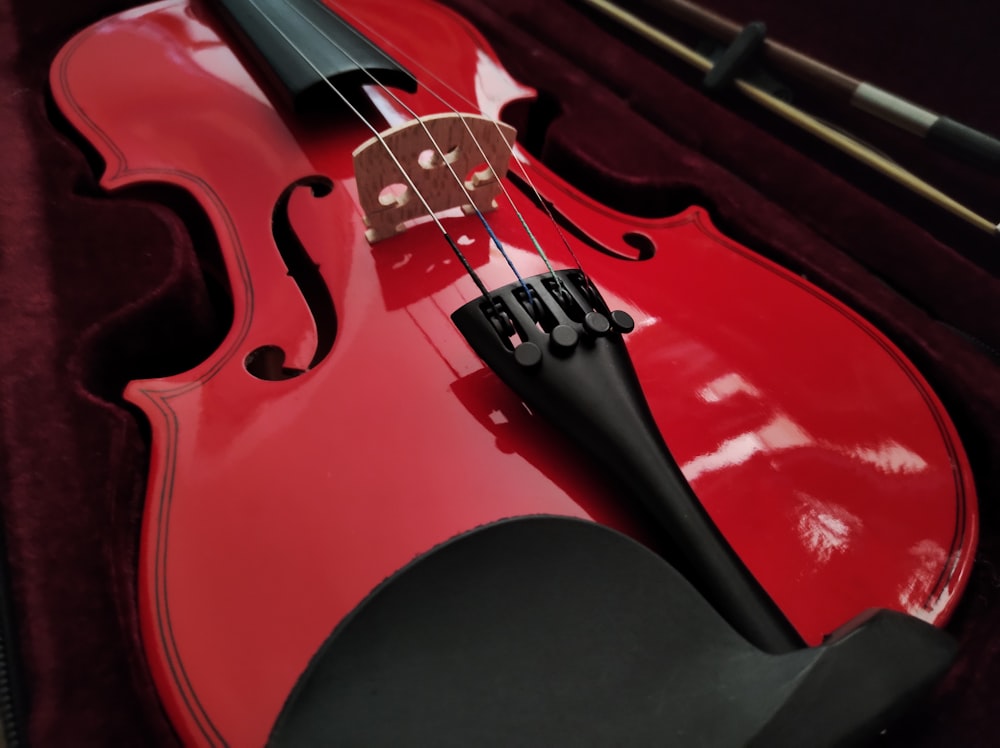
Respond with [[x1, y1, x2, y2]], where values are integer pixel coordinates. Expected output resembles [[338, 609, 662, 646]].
[[52, 0, 977, 744]]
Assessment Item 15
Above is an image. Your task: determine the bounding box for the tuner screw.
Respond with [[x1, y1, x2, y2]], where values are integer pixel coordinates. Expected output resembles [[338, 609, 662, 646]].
[[549, 324, 579, 354], [514, 342, 543, 368], [583, 312, 612, 336], [610, 310, 635, 334]]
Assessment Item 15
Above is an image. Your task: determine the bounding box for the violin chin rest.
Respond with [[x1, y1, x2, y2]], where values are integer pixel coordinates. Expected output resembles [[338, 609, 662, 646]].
[[267, 517, 955, 747]]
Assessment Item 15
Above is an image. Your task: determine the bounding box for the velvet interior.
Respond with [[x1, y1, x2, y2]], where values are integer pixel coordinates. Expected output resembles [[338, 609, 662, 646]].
[[1, 0, 998, 744]]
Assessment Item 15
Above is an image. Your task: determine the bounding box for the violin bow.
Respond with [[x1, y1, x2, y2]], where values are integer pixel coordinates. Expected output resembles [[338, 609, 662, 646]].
[[650, 0, 1000, 168], [577, 0, 1000, 238]]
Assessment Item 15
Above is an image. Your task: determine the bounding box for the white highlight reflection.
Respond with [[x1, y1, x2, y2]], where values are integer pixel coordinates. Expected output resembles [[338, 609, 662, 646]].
[[682, 414, 812, 481], [365, 86, 410, 127], [473, 50, 534, 121], [698, 373, 762, 403], [850, 441, 928, 475], [898, 539, 950, 620], [795, 493, 862, 564]]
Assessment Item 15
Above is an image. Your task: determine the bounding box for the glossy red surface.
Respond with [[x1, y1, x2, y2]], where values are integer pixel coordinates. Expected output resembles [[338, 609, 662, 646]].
[[51, 0, 978, 745]]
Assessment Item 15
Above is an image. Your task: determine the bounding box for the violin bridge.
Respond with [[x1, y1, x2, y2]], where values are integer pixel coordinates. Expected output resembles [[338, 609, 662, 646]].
[[353, 113, 516, 243]]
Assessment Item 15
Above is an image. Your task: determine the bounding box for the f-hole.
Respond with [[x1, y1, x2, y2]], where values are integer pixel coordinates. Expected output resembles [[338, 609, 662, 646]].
[[506, 173, 656, 261], [245, 176, 338, 381]]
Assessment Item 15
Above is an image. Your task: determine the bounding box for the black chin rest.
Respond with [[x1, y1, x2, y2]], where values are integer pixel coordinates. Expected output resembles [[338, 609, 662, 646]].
[[268, 517, 955, 747]]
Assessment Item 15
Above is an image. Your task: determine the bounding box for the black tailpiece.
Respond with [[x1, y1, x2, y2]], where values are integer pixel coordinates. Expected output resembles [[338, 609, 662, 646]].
[[452, 270, 802, 653]]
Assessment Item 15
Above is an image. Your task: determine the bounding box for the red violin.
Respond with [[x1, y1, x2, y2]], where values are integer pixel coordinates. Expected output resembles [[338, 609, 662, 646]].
[[52, 0, 977, 744]]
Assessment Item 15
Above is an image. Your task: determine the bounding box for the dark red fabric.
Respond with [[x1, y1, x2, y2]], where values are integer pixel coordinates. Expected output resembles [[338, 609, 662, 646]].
[[0, 0, 997, 745]]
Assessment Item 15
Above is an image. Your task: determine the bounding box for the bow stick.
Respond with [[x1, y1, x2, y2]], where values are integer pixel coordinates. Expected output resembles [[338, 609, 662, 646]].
[[650, 0, 1000, 169], [577, 0, 1000, 238]]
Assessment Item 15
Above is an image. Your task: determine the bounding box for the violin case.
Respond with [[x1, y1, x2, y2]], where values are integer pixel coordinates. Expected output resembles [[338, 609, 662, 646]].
[[2, 0, 998, 744]]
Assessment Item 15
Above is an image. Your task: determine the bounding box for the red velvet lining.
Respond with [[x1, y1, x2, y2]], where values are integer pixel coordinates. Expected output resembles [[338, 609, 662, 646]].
[[1, 0, 997, 744]]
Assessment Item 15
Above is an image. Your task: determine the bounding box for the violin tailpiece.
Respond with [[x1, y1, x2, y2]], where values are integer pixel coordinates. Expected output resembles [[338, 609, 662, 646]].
[[452, 270, 802, 653]]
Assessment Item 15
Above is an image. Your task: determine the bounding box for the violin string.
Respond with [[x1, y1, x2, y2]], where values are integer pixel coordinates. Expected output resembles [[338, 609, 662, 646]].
[[241, 0, 502, 311], [281, 0, 535, 303], [329, 1, 587, 275], [318, 1, 568, 286]]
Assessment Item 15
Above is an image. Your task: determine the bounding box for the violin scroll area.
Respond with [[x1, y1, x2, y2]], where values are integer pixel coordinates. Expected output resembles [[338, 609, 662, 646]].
[[353, 113, 516, 242]]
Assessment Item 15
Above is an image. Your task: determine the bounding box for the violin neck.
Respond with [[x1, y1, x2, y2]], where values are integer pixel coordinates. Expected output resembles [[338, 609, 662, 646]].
[[212, 0, 416, 111]]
